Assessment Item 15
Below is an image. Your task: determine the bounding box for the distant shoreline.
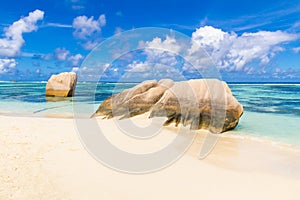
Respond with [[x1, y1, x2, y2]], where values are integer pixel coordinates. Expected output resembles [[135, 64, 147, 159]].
[[1, 80, 300, 85]]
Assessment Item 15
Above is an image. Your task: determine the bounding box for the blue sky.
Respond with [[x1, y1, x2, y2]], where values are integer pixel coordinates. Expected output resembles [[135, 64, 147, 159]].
[[0, 0, 300, 82]]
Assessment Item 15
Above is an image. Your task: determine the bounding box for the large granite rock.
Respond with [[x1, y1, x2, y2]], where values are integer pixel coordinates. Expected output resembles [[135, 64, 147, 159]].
[[45, 72, 78, 97], [92, 79, 243, 133]]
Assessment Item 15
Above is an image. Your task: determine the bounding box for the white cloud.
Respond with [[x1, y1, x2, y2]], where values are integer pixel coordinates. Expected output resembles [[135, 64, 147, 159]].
[[71, 67, 79, 73], [141, 36, 182, 68], [0, 9, 44, 57], [114, 27, 123, 36], [190, 26, 298, 71], [124, 26, 298, 80], [293, 47, 300, 53], [71, 66, 89, 74], [124, 60, 183, 81], [191, 26, 228, 51], [81, 41, 98, 50], [144, 36, 181, 54], [272, 67, 300, 79], [72, 14, 106, 50], [68, 53, 83, 66], [54, 48, 84, 67], [98, 15, 106, 27], [54, 48, 70, 60], [70, 63, 110, 81], [72, 14, 106, 39], [145, 49, 179, 67], [73, 26, 298, 81], [126, 61, 150, 73], [0, 58, 16, 74], [122, 35, 212, 80]]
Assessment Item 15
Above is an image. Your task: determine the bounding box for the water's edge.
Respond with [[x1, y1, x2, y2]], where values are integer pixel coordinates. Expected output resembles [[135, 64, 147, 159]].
[[0, 82, 299, 147]]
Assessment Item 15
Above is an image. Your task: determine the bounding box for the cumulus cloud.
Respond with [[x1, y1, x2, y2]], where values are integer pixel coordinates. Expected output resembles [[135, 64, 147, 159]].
[[72, 14, 106, 50], [121, 26, 298, 81], [54, 48, 70, 60], [122, 35, 213, 80], [81, 41, 98, 50], [0, 9, 44, 57], [144, 36, 181, 53], [54, 47, 83, 67], [76, 26, 298, 81], [73, 14, 106, 39], [0, 58, 17, 74], [68, 53, 83, 66], [190, 26, 298, 71], [293, 47, 300, 53], [140, 36, 182, 68], [124, 61, 182, 81], [122, 36, 187, 80], [126, 61, 150, 73]]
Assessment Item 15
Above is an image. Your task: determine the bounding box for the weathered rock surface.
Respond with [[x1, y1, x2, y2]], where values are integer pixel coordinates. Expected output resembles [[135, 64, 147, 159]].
[[92, 79, 243, 133], [45, 72, 78, 97], [92, 79, 174, 118]]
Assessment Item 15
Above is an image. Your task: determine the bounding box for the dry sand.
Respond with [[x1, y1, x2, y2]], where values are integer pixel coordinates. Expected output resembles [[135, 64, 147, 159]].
[[0, 114, 299, 200]]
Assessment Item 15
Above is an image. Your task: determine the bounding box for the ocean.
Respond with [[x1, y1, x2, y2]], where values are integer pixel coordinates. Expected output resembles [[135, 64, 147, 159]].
[[0, 81, 299, 147]]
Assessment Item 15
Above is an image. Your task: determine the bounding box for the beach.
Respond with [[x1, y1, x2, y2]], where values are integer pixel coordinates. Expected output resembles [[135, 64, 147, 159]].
[[1, 1, 300, 199], [1, 114, 299, 200]]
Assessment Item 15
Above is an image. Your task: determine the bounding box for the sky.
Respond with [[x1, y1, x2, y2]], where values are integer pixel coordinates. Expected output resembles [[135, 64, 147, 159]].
[[0, 0, 300, 82]]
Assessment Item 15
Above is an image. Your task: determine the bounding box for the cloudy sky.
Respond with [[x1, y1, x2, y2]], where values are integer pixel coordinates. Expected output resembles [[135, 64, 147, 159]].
[[0, 0, 300, 82]]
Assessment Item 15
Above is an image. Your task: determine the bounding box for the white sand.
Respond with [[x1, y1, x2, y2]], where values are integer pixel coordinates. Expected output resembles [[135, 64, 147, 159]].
[[0, 115, 299, 200]]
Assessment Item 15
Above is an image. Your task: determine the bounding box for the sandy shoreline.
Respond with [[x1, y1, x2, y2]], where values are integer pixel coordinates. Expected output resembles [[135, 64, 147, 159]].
[[0, 115, 299, 200]]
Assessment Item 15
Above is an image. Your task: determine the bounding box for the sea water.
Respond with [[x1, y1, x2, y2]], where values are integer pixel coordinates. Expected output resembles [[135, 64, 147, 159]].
[[228, 84, 300, 147], [0, 82, 299, 147]]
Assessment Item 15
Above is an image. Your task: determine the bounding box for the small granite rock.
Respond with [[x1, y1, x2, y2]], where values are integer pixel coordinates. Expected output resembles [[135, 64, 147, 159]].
[[45, 72, 78, 97]]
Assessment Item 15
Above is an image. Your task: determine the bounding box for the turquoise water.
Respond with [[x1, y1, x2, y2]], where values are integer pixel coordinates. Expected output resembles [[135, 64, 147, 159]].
[[229, 84, 300, 147], [0, 82, 299, 147], [0, 82, 136, 116]]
